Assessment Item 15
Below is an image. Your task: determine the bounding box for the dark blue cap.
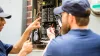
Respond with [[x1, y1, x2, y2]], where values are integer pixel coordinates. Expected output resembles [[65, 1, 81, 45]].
[[54, 0, 90, 17], [0, 7, 11, 19]]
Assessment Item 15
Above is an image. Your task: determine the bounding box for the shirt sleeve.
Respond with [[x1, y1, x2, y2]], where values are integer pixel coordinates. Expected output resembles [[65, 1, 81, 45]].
[[3, 43, 13, 54], [44, 39, 56, 56]]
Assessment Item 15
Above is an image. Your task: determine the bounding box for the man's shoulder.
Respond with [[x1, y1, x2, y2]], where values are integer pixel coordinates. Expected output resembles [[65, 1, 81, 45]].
[[0, 40, 4, 45], [90, 31, 100, 38], [54, 34, 73, 41], [50, 32, 100, 46], [47, 34, 72, 53], [50, 34, 71, 46]]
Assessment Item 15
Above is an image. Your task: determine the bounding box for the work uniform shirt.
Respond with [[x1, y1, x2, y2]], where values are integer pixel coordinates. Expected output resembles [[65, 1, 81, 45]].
[[44, 29, 100, 56], [0, 40, 13, 56]]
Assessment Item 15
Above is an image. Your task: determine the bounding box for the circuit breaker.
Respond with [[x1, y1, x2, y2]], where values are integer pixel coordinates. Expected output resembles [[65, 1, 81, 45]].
[[31, 0, 62, 49]]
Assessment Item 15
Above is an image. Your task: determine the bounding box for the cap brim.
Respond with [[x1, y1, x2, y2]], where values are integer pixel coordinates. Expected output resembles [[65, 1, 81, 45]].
[[0, 12, 11, 19], [53, 6, 64, 15]]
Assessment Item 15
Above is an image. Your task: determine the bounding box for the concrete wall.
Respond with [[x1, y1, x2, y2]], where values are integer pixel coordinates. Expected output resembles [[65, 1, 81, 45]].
[[0, 0, 26, 56], [89, 14, 100, 34], [0, 0, 23, 44]]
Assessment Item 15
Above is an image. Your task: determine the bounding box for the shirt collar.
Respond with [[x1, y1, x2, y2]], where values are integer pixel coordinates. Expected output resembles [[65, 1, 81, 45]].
[[67, 29, 92, 36]]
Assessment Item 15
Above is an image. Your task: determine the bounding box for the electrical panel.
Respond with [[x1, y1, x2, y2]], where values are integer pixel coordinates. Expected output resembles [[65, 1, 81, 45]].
[[31, 0, 62, 50]]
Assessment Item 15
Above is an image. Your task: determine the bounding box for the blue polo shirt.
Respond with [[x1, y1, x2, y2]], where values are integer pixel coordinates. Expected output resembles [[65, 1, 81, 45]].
[[44, 29, 100, 56], [0, 40, 13, 56]]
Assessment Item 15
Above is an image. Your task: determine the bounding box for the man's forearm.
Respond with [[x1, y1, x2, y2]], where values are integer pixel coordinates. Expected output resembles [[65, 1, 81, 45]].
[[17, 50, 27, 56], [10, 18, 41, 54], [15, 29, 31, 47], [14, 28, 32, 49], [10, 29, 32, 53]]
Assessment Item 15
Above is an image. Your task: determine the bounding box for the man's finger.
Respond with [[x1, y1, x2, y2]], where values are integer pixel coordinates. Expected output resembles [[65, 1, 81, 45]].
[[47, 28, 52, 34], [28, 42, 32, 44], [50, 28, 55, 34], [26, 40, 30, 43], [34, 17, 41, 22]]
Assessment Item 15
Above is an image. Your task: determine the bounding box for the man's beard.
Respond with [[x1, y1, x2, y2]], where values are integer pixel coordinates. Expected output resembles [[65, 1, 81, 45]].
[[61, 23, 70, 35]]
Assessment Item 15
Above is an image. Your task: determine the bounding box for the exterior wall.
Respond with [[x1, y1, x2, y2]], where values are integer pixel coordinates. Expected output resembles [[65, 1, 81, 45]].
[[27, 0, 32, 27]]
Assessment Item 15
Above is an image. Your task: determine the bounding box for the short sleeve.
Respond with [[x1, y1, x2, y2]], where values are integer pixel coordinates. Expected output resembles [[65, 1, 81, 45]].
[[3, 43, 13, 54]]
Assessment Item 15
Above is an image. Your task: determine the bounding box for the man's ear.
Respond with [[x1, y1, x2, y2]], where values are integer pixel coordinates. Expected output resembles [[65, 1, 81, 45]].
[[69, 14, 76, 22], [68, 14, 73, 23], [72, 15, 76, 24]]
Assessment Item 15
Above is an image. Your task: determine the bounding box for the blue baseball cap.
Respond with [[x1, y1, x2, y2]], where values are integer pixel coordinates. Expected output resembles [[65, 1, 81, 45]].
[[0, 7, 11, 19], [54, 0, 90, 17]]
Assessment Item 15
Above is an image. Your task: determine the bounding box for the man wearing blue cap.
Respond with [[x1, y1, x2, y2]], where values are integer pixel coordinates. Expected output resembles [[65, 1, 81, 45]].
[[0, 7, 41, 56], [44, 0, 100, 56]]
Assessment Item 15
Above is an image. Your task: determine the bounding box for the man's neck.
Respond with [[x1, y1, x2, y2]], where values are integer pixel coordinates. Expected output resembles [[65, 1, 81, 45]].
[[71, 26, 88, 30]]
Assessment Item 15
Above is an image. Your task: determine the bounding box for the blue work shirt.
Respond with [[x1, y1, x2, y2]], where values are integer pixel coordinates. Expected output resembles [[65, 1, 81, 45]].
[[0, 40, 13, 56], [44, 29, 100, 56]]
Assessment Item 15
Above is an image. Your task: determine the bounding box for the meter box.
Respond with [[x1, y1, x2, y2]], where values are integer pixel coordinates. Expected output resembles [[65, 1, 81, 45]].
[[30, 0, 62, 50]]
